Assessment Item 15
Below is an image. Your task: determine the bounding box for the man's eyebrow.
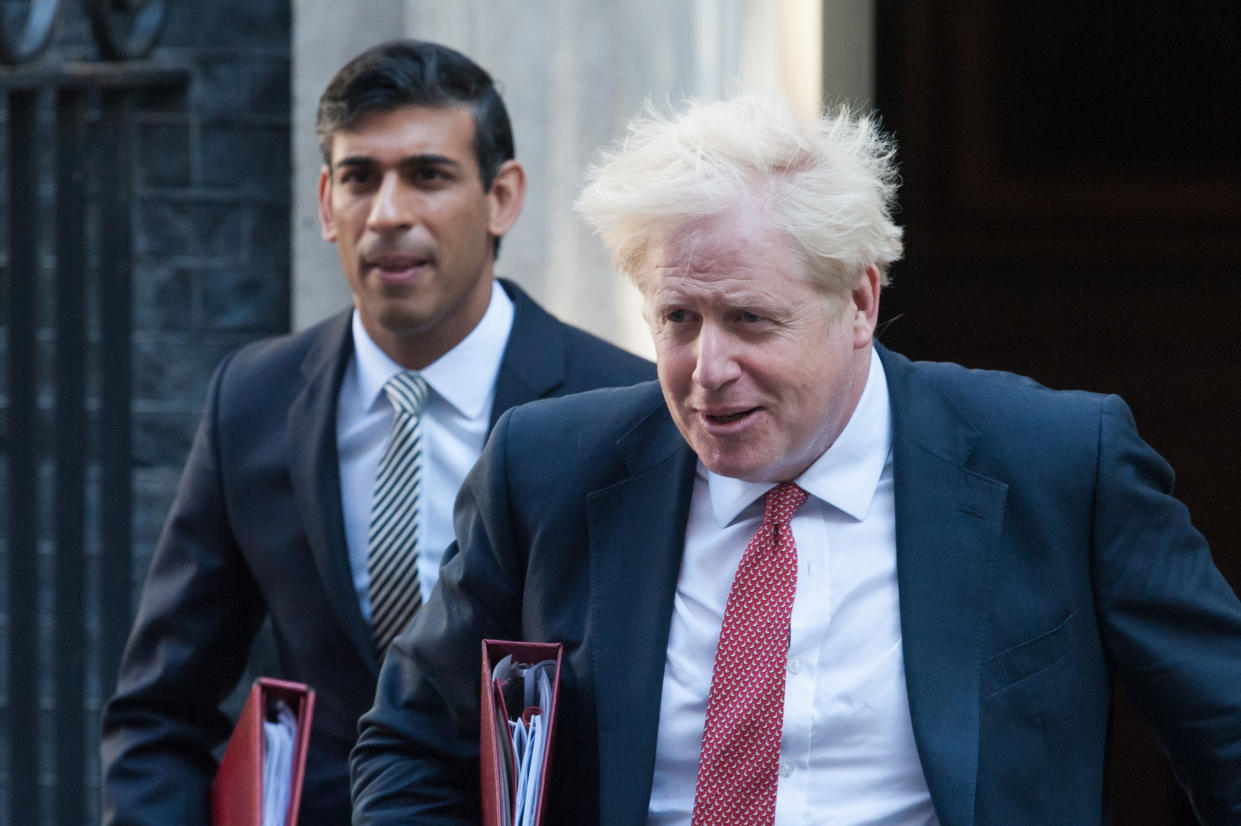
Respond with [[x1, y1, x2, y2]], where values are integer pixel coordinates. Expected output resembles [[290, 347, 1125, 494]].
[[333, 156, 375, 171], [399, 154, 462, 170], [333, 154, 463, 171]]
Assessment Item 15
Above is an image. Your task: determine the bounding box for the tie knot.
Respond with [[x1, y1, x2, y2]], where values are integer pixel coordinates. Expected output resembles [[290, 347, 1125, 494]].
[[763, 482, 807, 527], [384, 371, 429, 416]]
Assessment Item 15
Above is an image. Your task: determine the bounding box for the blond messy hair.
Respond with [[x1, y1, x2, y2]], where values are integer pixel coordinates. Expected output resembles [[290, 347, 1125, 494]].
[[576, 94, 904, 297]]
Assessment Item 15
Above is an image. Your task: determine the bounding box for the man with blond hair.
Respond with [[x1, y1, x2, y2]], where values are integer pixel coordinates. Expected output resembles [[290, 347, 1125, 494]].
[[351, 95, 1241, 824]]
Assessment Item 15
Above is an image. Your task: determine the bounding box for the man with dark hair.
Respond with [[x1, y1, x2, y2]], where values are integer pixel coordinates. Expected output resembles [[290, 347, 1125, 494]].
[[99, 40, 652, 826], [313, 38, 514, 253]]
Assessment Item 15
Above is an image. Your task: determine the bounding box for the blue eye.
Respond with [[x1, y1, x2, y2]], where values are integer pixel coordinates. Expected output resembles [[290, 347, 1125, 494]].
[[740, 312, 763, 323], [666, 309, 688, 323]]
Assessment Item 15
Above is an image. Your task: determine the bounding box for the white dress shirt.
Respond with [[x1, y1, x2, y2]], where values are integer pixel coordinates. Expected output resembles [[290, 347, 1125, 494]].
[[647, 349, 938, 825], [336, 279, 514, 618]]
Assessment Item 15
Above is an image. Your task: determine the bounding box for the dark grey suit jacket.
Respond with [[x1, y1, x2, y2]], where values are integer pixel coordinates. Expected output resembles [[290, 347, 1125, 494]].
[[351, 344, 1241, 825], [100, 280, 654, 826]]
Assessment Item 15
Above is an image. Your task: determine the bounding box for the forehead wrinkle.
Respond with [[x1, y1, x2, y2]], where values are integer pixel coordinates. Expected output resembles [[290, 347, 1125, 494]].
[[659, 192, 777, 264], [650, 266, 786, 313], [658, 224, 750, 280]]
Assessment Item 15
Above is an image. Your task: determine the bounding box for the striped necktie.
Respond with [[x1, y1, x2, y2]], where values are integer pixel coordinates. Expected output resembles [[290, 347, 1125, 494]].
[[367, 371, 430, 657]]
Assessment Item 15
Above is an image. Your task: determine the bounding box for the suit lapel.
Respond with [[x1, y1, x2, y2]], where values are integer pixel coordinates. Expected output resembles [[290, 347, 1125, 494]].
[[880, 346, 1007, 826], [284, 282, 573, 675], [490, 279, 567, 427], [578, 348, 1007, 824], [287, 311, 379, 672], [586, 400, 697, 826]]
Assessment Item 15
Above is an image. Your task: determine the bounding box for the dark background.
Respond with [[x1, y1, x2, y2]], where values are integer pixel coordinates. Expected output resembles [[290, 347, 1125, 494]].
[[876, 1, 1241, 822], [0, 1, 291, 821]]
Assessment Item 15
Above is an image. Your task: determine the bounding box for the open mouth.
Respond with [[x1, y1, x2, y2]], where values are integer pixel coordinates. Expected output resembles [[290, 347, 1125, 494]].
[[705, 408, 758, 425]]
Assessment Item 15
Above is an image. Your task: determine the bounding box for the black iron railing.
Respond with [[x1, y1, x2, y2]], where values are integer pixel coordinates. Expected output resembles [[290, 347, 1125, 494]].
[[2, 3, 180, 821]]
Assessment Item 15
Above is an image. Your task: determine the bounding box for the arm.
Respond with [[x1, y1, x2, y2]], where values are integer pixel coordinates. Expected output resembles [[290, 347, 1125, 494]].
[[351, 411, 526, 825], [1092, 396, 1241, 823], [100, 352, 267, 826]]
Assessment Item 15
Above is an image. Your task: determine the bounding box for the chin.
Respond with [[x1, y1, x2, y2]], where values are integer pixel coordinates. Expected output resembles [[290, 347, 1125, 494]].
[[377, 303, 438, 334], [712, 451, 802, 483], [698, 454, 768, 482]]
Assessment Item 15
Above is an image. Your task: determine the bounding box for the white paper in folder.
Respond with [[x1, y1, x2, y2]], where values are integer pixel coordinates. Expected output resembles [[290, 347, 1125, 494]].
[[261, 699, 298, 826], [492, 655, 556, 826]]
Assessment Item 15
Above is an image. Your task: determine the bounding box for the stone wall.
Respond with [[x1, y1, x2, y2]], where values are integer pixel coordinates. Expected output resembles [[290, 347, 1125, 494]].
[[127, 0, 292, 600]]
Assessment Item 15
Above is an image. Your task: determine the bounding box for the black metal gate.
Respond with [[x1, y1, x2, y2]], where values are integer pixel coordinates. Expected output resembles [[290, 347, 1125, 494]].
[[2, 3, 182, 822]]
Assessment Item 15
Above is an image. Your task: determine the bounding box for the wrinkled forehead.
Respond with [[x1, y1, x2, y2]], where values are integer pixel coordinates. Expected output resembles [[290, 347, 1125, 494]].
[[645, 207, 813, 288], [648, 210, 771, 273], [639, 210, 847, 318], [651, 240, 744, 286]]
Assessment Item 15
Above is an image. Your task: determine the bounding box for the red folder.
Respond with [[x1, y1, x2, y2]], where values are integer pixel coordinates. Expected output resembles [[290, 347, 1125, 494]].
[[210, 677, 315, 826], [479, 640, 563, 826]]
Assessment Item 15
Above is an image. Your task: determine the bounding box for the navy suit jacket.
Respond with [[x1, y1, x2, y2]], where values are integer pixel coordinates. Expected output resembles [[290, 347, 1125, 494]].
[[100, 280, 655, 826], [352, 344, 1241, 825]]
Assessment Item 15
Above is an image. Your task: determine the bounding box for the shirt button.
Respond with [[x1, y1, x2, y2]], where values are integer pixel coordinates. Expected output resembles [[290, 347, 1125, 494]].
[[779, 759, 794, 778], [787, 656, 803, 674]]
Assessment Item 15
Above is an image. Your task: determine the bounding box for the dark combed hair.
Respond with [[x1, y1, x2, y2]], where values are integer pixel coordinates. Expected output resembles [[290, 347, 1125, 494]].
[[315, 39, 515, 192]]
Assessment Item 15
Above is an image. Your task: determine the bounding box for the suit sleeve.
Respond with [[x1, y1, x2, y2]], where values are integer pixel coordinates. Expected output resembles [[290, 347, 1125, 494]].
[[351, 409, 526, 825], [1091, 395, 1241, 823], [100, 352, 267, 826]]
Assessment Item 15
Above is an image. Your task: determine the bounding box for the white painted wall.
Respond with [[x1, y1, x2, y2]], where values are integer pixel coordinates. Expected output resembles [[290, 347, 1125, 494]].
[[291, 1, 874, 357]]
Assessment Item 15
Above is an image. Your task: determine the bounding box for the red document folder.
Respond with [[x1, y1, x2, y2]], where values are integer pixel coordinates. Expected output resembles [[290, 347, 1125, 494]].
[[479, 640, 563, 826], [210, 677, 315, 826]]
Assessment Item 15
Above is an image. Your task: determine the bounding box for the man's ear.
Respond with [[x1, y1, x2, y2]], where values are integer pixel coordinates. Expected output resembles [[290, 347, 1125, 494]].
[[317, 165, 337, 242], [851, 264, 882, 348], [486, 160, 527, 238]]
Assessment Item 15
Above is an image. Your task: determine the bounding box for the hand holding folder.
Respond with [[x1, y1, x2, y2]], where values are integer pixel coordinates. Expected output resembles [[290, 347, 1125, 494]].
[[211, 677, 315, 826], [480, 640, 563, 826]]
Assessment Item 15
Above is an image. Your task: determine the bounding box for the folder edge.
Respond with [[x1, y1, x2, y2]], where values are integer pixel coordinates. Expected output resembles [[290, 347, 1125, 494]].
[[209, 677, 316, 826], [479, 640, 563, 826]]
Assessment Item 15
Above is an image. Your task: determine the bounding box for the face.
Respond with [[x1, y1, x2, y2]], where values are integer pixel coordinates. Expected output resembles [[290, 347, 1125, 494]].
[[318, 104, 524, 368], [644, 214, 880, 483]]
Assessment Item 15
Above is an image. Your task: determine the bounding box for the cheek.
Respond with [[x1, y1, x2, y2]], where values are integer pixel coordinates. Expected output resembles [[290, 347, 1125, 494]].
[[654, 346, 695, 397], [751, 339, 838, 406], [446, 194, 490, 229], [332, 204, 367, 241], [654, 353, 682, 389]]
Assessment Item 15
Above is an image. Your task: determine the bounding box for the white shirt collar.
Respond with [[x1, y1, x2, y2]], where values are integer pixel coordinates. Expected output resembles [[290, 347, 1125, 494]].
[[350, 279, 515, 418], [705, 347, 892, 526]]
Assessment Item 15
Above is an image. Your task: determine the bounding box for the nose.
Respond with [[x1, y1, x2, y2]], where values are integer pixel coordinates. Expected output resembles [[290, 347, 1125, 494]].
[[691, 323, 741, 390], [367, 171, 413, 233]]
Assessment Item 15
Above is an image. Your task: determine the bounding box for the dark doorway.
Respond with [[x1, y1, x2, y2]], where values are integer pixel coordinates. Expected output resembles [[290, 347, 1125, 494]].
[[875, 2, 1241, 822]]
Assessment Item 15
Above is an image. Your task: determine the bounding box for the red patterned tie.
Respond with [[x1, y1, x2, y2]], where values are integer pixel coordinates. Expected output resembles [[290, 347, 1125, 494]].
[[691, 481, 808, 825]]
